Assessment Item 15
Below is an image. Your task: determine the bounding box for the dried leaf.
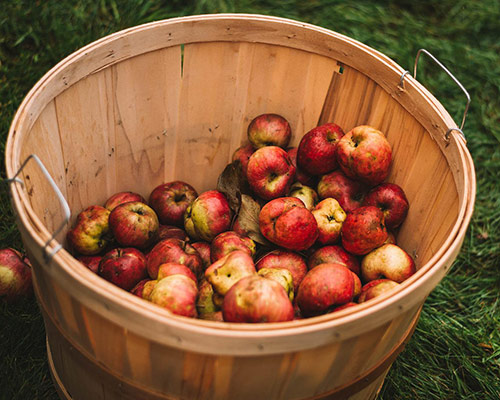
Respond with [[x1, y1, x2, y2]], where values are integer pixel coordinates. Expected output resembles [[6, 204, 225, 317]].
[[216, 161, 245, 214], [236, 194, 271, 246]]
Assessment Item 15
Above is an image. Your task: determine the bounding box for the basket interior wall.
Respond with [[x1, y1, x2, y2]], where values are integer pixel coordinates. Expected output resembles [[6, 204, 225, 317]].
[[19, 41, 459, 270]]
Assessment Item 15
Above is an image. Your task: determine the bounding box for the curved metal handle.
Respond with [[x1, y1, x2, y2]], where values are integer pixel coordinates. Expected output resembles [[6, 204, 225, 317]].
[[6, 154, 71, 262], [414, 48, 471, 134]]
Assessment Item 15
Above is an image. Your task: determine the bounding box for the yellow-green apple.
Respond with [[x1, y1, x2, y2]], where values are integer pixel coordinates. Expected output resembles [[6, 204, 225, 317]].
[[141, 280, 157, 301], [157, 262, 197, 284], [246, 146, 296, 200], [361, 244, 416, 283], [104, 191, 146, 211], [357, 279, 400, 303], [157, 224, 190, 242], [148, 181, 198, 227], [286, 147, 314, 186], [146, 238, 203, 280], [336, 125, 392, 186], [297, 123, 345, 175], [362, 183, 409, 229], [184, 190, 233, 242], [0, 248, 32, 301], [352, 271, 362, 299], [197, 278, 219, 316], [109, 201, 159, 249], [296, 263, 355, 316], [222, 275, 294, 322], [308, 245, 360, 276], [210, 231, 256, 263], [259, 197, 318, 251], [191, 241, 211, 270], [67, 205, 110, 255], [255, 250, 307, 293], [247, 113, 291, 149], [384, 231, 397, 245], [258, 267, 295, 301], [317, 170, 366, 213], [205, 250, 256, 296], [76, 255, 102, 274], [289, 182, 318, 210], [150, 275, 198, 318], [232, 144, 255, 176], [98, 247, 148, 291], [341, 206, 388, 255], [311, 198, 346, 245]]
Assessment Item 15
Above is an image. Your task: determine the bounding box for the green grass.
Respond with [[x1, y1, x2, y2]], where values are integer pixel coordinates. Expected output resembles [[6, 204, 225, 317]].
[[1, 1, 499, 399]]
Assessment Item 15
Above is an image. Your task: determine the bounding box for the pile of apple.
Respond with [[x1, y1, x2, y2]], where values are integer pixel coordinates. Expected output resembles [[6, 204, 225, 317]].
[[66, 113, 416, 323]]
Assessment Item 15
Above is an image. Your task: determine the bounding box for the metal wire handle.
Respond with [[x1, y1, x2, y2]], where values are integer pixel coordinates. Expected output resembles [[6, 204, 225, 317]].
[[6, 154, 71, 262]]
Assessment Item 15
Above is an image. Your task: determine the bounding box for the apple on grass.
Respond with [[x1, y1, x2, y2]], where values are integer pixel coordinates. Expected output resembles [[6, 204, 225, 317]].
[[247, 113, 291, 149], [317, 170, 367, 213], [336, 125, 392, 186], [184, 190, 233, 242], [259, 197, 318, 251], [0, 248, 32, 302], [148, 181, 198, 227], [255, 250, 308, 293], [67, 205, 110, 256], [362, 183, 409, 229], [341, 206, 388, 255], [98, 247, 148, 291], [308, 245, 360, 276], [297, 122, 345, 176], [311, 198, 346, 245], [109, 201, 159, 249], [361, 244, 416, 283], [222, 275, 294, 323], [146, 238, 203, 280], [296, 263, 355, 316], [105, 191, 146, 211], [210, 231, 256, 263], [246, 146, 296, 201]]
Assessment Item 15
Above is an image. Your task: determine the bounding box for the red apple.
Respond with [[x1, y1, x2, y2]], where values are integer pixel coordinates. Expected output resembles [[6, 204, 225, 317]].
[[150, 275, 198, 318], [184, 190, 233, 242], [332, 302, 358, 312], [210, 231, 256, 263], [336, 125, 392, 186], [205, 250, 256, 296], [66, 205, 110, 255], [255, 250, 307, 293], [297, 263, 354, 316], [146, 238, 203, 280], [157, 225, 190, 242], [286, 147, 314, 186], [247, 113, 291, 149], [311, 198, 346, 245], [308, 245, 360, 276], [76, 255, 102, 274], [130, 278, 151, 297], [232, 144, 255, 176], [317, 170, 366, 213], [0, 248, 32, 301], [191, 241, 211, 270], [341, 206, 388, 255], [289, 182, 318, 210], [105, 191, 146, 211], [297, 122, 345, 175], [259, 197, 318, 251], [148, 181, 198, 227], [362, 183, 409, 229], [223, 275, 294, 323], [157, 262, 197, 284], [246, 146, 296, 200], [358, 279, 400, 303], [98, 247, 148, 291], [109, 201, 159, 249], [361, 244, 416, 283]]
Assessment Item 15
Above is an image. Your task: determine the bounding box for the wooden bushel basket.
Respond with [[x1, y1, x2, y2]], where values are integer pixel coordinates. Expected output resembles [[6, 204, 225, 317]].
[[6, 14, 475, 400]]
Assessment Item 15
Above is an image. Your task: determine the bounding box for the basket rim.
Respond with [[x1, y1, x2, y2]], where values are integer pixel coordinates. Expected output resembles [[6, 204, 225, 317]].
[[5, 14, 476, 355]]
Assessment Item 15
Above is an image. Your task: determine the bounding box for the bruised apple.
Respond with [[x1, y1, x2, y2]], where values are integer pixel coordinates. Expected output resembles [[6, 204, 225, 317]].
[[67, 205, 110, 255], [317, 170, 366, 213], [341, 206, 388, 255], [105, 191, 146, 211], [311, 198, 346, 245], [358, 279, 400, 303], [289, 182, 318, 211], [247, 113, 291, 149], [362, 183, 409, 229], [98, 248, 148, 291], [210, 231, 256, 263], [308, 245, 360, 276], [257, 267, 295, 302], [150, 275, 198, 318], [0, 248, 32, 301], [223, 275, 294, 323], [157, 262, 197, 284], [255, 250, 307, 293], [361, 244, 416, 283]]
